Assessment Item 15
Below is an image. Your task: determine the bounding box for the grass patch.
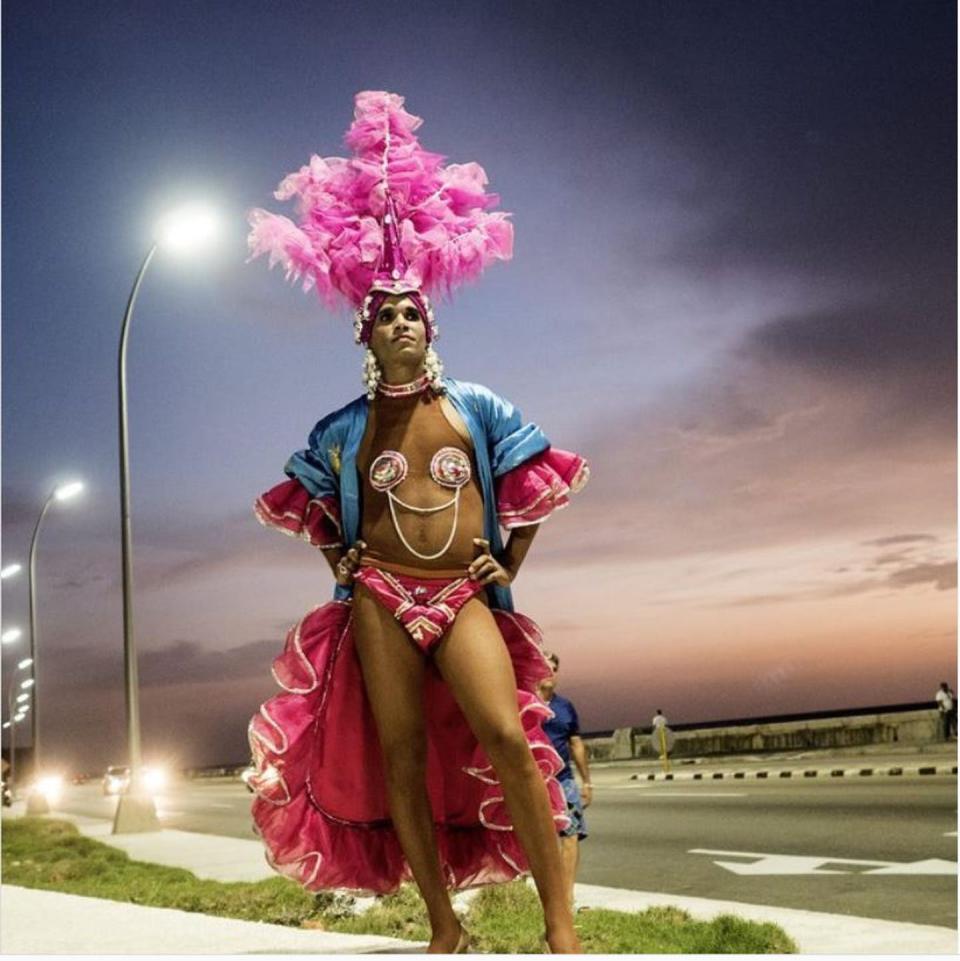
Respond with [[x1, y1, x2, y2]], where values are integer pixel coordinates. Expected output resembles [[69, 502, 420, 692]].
[[463, 881, 796, 954], [1, 817, 341, 927], [3, 817, 796, 953], [324, 883, 431, 942]]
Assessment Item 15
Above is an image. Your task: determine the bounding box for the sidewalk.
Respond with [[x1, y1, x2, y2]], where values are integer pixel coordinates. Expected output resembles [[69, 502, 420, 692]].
[[0, 885, 421, 955], [2, 806, 957, 954]]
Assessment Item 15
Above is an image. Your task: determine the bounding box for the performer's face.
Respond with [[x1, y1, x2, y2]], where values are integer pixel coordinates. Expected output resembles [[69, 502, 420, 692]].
[[369, 294, 427, 368]]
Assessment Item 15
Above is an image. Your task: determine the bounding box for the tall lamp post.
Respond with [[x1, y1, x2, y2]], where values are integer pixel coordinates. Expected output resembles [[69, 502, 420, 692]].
[[5, 658, 34, 794], [113, 204, 219, 834], [25, 481, 85, 815], [1, 565, 23, 786]]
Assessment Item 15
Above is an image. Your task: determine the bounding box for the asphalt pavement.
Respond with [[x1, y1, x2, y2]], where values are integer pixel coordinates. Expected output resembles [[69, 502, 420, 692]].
[[582, 775, 956, 926]]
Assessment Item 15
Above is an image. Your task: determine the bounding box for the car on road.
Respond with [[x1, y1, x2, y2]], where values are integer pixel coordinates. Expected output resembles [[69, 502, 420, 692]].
[[102, 765, 130, 795]]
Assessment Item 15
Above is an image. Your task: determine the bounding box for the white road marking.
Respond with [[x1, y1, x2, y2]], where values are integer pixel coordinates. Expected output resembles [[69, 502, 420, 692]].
[[605, 784, 747, 796], [638, 791, 748, 798], [943, 830, 957, 837], [698, 855, 849, 876], [865, 859, 957, 876], [689, 848, 958, 876]]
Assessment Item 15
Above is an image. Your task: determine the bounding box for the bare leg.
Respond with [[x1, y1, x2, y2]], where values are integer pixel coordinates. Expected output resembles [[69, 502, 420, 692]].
[[435, 599, 581, 953], [351, 584, 461, 953], [560, 835, 579, 910]]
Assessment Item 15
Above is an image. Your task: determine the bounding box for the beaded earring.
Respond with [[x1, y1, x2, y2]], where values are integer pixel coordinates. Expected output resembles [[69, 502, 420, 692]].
[[362, 348, 382, 400], [425, 345, 445, 394]]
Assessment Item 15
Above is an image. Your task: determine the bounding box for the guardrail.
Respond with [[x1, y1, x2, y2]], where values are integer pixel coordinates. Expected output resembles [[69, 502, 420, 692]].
[[582, 703, 948, 760]]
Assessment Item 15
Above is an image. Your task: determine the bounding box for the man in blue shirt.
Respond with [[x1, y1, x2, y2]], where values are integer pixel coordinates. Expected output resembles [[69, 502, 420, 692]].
[[539, 651, 591, 911]]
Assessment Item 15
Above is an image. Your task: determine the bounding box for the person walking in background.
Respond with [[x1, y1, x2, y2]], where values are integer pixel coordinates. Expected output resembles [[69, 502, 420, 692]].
[[935, 683, 957, 740], [538, 652, 591, 913], [651, 709, 674, 771]]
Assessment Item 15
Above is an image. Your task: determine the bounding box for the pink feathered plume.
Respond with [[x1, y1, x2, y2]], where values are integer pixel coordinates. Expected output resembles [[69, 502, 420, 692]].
[[247, 91, 514, 310]]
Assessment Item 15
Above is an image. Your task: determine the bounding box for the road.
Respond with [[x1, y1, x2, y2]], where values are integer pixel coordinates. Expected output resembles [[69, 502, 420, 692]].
[[43, 769, 957, 928], [581, 774, 956, 927]]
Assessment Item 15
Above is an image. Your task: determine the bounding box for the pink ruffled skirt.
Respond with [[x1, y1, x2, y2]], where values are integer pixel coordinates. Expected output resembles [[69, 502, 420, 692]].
[[247, 587, 570, 895]]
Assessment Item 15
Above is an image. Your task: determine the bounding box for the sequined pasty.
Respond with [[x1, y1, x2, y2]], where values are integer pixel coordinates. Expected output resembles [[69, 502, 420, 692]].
[[369, 451, 408, 492], [430, 447, 472, 489], [369, 446, 471, 497]]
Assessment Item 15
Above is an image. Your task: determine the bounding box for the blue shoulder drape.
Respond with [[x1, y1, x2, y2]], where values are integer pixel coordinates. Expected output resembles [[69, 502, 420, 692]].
[[283, 377, 550, 612]]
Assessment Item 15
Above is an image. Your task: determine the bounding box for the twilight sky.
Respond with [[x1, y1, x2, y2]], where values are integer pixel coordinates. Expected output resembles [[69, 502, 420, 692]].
[[2, 0, 956, 773]]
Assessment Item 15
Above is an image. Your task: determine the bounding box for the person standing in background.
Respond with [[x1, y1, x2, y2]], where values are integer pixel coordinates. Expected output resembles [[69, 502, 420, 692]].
[[935, 683, 956, 740], [538, 652, 591, 912]]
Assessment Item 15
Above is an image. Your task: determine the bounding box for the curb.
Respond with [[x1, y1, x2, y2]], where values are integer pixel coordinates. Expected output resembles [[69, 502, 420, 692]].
[[631, 764, 959, 782]]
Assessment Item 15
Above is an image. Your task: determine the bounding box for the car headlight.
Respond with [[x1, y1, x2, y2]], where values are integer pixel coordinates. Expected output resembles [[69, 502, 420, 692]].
[[140, 767, 166, 792], [34, 775, 63, 801]]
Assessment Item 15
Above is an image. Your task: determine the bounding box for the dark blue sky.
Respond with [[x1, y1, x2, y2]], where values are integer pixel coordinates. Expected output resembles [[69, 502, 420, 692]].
[[2, 0, 955, 771]]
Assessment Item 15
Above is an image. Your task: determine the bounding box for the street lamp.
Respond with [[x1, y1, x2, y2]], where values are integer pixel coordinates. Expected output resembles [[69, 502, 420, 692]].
[[25, 480, 84, 815], [114, 203, 220, 834], [2, 628, 22, 645], [156, 205, 219, 253], [6, 657, 34, 795], [1, 563, 22, 579]]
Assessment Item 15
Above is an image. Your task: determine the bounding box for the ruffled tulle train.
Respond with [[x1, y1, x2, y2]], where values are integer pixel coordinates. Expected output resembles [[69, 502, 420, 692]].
[[247, 599, 570, 894]]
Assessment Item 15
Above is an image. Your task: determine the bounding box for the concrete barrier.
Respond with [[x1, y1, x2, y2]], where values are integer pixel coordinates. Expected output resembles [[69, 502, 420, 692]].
[[584, 707, 944, 759]]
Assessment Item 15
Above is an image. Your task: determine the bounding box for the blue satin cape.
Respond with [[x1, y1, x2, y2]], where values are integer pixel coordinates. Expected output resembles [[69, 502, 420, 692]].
[[282, 377, 551, 613]]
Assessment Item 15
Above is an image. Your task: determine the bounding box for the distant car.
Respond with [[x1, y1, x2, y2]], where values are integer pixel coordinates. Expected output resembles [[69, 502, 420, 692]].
[[102, 765, 130, 796], [71, 773, 89, 785]]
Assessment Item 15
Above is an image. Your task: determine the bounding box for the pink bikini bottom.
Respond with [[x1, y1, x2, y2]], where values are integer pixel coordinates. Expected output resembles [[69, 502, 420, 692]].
[[353, 565, 485, 653]]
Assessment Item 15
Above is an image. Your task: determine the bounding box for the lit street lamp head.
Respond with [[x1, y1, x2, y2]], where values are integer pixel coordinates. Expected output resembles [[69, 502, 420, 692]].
[[18, 658, 33, 670], [54, 481, 84, 502], [1, 628, 22, 645], [156, 204, 220, 254], [1, 563, 22, 579]]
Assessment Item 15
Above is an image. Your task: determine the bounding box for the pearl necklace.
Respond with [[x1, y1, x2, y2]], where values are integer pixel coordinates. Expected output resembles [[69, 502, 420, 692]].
[[377, 374, 430, 398], [387, 488, 461, 560]]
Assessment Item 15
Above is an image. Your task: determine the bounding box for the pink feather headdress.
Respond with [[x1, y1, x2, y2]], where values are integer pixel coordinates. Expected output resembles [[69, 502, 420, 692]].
[[247, 91, 514, 343]]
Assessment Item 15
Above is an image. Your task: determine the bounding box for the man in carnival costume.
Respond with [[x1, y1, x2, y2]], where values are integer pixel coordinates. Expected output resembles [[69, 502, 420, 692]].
[[247, 91, 589, 954]]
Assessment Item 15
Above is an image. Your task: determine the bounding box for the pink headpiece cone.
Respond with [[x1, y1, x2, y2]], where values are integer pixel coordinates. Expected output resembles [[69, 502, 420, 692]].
[[370, 192, 418, 294], [247, 91, 514, 318]]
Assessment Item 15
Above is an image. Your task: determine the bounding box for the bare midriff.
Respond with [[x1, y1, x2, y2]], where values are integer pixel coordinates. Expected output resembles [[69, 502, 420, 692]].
[[357, 391, 485, 577]]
